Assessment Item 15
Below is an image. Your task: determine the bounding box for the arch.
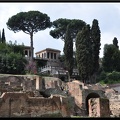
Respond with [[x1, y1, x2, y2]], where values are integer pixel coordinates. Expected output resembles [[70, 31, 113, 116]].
[[85, 92, 100, 115]]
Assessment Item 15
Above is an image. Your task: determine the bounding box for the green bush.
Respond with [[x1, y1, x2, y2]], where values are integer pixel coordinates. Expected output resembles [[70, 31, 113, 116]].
[[0, 41, 27, 74], [107, 71, 120, 81], [98, 71, 107, 81], [99, 71, 120, 84]]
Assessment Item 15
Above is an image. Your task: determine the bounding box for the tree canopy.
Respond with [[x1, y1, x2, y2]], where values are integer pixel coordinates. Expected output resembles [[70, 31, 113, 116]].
[[0, 41, 27, 74], [6, 10, 51, 60], [102, 44, 120, 72], [50, 18, 86, 42]]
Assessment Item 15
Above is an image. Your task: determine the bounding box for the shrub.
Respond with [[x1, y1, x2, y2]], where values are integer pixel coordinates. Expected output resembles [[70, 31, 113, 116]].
[[99, 71, 120, 84], [25, 60, 37, 74]]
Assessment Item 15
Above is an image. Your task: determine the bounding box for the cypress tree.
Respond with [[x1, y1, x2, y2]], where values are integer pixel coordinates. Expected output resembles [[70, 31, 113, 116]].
[[63, 24, 73, 80], [113, 37, 119, 49], [0, 30, 2, 43], [2, 28, 6, 43], [91, 19, 101, 83], [76, 25, 93, 84]]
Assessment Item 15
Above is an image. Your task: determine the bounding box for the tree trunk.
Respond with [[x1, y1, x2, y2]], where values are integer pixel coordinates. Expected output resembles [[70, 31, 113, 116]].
[[91, 73, 97, 84], [30, 33, 34, 60], [68, 71, 70, 82]]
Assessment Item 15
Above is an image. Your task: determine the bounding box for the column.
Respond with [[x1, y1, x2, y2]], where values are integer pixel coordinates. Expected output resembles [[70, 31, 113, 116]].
[[28, 50, 29, 57], [36, 76, 40, 90], [49, 52, 51, 60]]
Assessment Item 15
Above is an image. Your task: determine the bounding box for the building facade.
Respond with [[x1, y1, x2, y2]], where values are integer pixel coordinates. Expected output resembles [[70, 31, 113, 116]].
[[35, 48, 64, 75], [24, 46, 34, 58], [35, 48, 61, 60], [35, 48, 79, 79]]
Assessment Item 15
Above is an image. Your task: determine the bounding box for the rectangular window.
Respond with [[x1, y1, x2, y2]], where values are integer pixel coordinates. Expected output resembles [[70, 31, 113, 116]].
[[54, 53, 56, 59], [25, 50, 28, 55], [44, 53, 46, 58], [47, 52, 49, 58]]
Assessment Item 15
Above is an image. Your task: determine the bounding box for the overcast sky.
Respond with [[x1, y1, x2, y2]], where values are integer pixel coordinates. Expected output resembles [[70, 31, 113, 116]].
[[0, 2, 120, 58]]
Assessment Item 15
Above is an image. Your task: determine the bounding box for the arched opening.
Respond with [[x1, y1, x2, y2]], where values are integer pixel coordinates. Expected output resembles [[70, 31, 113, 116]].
[[59, 76, 65, 82], [85, 93, 100, 116]]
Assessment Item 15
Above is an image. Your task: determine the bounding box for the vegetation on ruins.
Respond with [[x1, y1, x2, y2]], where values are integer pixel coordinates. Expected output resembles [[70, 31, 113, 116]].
[[6, 10, 51, 60]]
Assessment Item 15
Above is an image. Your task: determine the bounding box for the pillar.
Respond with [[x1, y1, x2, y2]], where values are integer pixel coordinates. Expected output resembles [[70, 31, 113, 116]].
[[28, 50, 29, 57], [36, 76, 40, 90]]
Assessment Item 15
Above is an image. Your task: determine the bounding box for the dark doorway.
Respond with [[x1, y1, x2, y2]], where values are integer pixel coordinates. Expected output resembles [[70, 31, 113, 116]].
[[86, 93, 100, 115], [59, 76, 65, 82]]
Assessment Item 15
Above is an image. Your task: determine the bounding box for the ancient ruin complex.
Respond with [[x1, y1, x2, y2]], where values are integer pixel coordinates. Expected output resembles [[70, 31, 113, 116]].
[[0, 74, 119, 117]]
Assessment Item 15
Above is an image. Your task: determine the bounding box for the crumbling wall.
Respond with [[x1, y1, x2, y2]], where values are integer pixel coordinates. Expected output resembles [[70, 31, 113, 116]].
[[0, 75, 42, 94], [88, 98, 110, 117], [0, 92, 74, 117], [109, 95, 120, 117], [43, 77, 64, 89], [66, 81, 86, 116], [66, 81, 83, 108]]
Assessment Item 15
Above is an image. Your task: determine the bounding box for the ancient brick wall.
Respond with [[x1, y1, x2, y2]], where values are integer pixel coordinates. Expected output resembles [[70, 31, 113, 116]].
[[66, 81, 83, 108], [43, 77, 64, 89], [0, 75, 42, 94], [88, 98, 110, 117], [0, 92, 73, 117], [110, 101, 120, 117]]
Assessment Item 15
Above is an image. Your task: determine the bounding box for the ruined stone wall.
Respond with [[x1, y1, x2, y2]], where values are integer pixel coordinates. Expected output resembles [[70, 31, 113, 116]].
[[43, 77, 64, 89], [0, 92, 73, 117], [0, 75, 43, 94], [110, 101, 120, 117], [109, 95, 120, 117], [88, 98, 110, 117], [105, 88, 120, 117], [66, 81, 83, 108]]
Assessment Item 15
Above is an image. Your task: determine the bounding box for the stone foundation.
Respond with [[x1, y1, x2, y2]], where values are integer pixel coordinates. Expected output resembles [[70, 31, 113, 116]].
[[0, 92, 74, 117]]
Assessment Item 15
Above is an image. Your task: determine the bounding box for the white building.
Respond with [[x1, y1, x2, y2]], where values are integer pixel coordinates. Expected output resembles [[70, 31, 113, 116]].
[[35, 48, 65, 75]]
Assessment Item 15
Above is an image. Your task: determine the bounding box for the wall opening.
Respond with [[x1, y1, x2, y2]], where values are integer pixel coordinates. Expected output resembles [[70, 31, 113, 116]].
[[86, 93, 100, 115]]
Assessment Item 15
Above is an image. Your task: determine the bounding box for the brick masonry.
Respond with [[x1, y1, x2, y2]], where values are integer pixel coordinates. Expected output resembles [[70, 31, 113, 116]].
[[88, 98, 110, 117], [0, 92, 74, 117], [0, 75, 120, 117]]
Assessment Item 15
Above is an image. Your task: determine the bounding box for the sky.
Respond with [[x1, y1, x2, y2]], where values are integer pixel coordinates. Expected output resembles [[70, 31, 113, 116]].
[[0, 2, 120, 58]]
